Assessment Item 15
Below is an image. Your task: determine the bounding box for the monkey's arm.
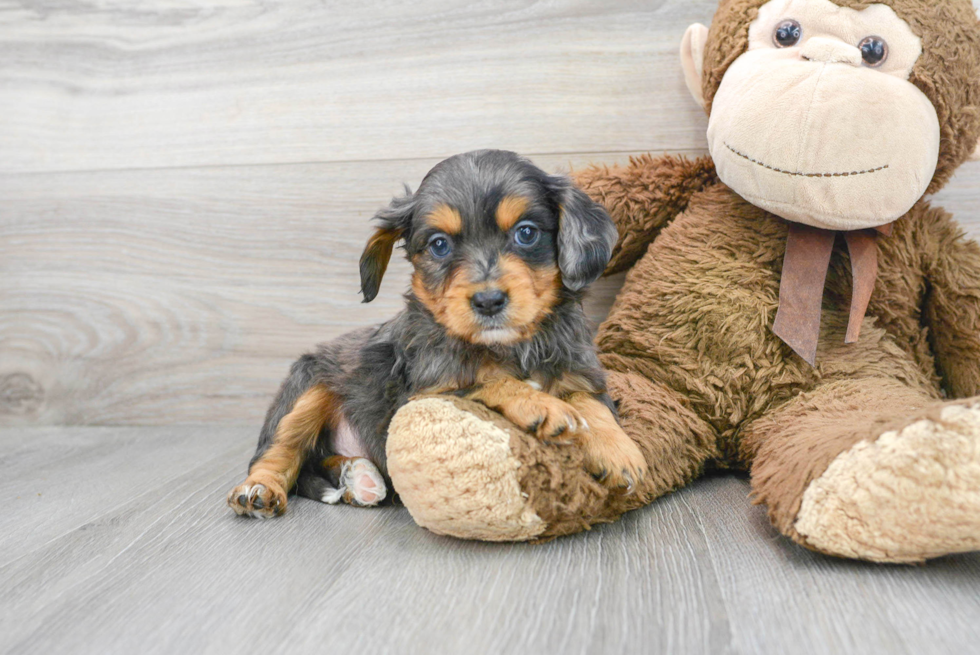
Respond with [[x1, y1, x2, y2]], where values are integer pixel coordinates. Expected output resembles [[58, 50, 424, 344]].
[[921, 209, 980, 399], [573, 154, 716, 274]]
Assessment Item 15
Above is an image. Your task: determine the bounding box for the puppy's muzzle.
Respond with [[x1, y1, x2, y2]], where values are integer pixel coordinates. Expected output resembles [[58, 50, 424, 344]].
[[470, 289, 509, 317]]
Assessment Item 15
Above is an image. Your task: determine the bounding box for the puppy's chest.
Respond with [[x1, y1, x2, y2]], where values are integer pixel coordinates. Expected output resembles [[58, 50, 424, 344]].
[[476, 356, 596, 396], [412, 348, 568, 395]]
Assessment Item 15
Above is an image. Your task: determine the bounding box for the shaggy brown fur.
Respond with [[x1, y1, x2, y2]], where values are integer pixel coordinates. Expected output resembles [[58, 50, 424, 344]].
[[741, 378, 940, 543], [577, 157, 980, 553], [385, 0, 980, 559], [587, 154, 718, 274], [545, 0, 980, 555], [428, 156, 980, 546]]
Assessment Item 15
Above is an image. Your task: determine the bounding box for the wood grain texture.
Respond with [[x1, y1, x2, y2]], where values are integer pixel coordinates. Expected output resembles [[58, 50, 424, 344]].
[[0, 0, 718, 174], [0, 426, 250, 565], [2, 426, 977, 655], [3, 4, 980, 654], [4, 0, 978, 175], [685, 476, 980, 655], [2, 0, 980, 429], [0, 154, 630, 427], [2, 155, 978, 427]]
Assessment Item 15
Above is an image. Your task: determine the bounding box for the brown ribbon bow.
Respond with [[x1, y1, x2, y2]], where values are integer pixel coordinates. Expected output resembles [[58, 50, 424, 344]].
[[772, 222, 892, 366]]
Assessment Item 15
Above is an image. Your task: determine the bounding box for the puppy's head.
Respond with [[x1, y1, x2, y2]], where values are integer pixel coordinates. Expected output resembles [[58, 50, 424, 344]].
[[359, 150, 617, 345]]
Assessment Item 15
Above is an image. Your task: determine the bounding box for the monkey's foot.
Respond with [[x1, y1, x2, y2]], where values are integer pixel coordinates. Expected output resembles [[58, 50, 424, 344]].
[[795, 403, 980, 563]]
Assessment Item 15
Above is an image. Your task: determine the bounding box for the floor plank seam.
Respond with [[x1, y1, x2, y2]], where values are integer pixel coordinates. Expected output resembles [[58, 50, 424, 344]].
[[677, 491, 739, 655], [0, 148, 712, 179], [0, 441, 250, 572]]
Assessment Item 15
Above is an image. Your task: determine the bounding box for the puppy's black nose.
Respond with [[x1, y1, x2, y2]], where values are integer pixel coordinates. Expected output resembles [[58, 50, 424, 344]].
[[471, 289, 509, 317]]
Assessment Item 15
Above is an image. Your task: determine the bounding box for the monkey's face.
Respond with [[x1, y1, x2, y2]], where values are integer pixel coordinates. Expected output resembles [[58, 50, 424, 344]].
[[685, 0, 941, 231]]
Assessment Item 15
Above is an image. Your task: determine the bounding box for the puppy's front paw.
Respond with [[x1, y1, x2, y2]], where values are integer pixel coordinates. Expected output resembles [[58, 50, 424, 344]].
[[518, 394, 587, 441], [227, 478, 286, 518], [582, 426, 647, 492]]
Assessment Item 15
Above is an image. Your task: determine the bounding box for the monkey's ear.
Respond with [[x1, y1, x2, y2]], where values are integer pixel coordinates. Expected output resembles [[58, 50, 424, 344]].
[[969, 137, 980, 162], [681, 23, 709, 110], [549, 175, 618, 292], [359, 190, 415, 303]]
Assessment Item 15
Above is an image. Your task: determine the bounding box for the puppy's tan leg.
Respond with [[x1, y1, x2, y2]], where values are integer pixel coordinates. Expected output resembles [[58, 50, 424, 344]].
[[466, 375, 585, 440], [566, 392, 647, 491], [228, 385, 336, 518]]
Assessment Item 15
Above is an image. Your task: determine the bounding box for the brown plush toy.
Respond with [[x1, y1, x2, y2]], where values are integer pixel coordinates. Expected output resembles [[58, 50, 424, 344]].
[[385, 0, 980, 563]]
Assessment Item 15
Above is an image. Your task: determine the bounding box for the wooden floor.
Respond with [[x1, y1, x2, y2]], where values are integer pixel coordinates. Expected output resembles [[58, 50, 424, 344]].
[[4, 1, 980, 653], [2, 426, 979, 655]]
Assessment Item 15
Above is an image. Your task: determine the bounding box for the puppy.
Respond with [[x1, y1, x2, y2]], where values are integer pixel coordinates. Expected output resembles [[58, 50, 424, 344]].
[[227, 149, 647, 518]]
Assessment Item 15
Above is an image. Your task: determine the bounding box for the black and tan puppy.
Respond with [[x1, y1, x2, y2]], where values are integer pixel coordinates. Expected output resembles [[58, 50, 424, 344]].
[[227, 149, 647, 518]]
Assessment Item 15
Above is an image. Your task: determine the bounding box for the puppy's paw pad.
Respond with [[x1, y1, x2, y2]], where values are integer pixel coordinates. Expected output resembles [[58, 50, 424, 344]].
[[227, 480, 286, 518], [341, 458, 387, 507]]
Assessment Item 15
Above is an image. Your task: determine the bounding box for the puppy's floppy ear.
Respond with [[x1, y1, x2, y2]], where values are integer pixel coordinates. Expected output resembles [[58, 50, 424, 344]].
[[549, 175, 618, 291], [359, 188, 415, 303]]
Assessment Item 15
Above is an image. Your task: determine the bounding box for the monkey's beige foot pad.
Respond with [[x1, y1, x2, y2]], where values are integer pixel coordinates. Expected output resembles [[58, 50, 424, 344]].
[[387, 397, 546, 541], [795, 404, 980, 564]]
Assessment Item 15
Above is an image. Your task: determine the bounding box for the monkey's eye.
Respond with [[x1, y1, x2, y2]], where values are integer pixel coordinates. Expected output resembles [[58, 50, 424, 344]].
[[513, 222, 540, 247], [773, 20, 802, 48], [858, 36, 888, 67], [428, 234, 452, 259]]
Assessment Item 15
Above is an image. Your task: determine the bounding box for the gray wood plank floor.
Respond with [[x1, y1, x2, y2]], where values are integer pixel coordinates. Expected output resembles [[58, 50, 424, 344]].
[[2, 426, 979, 655]]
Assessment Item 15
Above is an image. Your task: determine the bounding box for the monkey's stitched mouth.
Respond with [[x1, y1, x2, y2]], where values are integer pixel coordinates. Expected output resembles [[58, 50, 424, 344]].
[[726, 144, 889, 178]]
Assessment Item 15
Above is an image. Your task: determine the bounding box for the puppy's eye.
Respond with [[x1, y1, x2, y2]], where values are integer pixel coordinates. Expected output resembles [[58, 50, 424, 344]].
[[858, 36, 888, 67], [773, 20, 802, 48], [428, 235, 452, 259], [514, 223, 540, 247]]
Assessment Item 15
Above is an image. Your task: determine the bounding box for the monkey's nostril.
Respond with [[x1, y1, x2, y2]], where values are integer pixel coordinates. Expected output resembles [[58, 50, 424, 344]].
[[470, 289, 509, 317]]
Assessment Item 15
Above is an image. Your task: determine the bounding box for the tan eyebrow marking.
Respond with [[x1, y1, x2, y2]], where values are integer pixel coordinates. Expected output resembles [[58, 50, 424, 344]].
[[726, 143, 888, 178], [496, 195, 531, 231], [426, 204, 463, 234]]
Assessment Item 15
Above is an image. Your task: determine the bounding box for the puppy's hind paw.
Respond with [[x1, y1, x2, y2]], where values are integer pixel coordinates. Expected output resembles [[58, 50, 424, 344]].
[[305, 457, 387, 508], [341, 458, 387, 507]]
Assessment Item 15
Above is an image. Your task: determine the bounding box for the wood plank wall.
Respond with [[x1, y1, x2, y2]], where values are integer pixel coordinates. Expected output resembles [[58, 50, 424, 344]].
[[2, 1, 979, 427]]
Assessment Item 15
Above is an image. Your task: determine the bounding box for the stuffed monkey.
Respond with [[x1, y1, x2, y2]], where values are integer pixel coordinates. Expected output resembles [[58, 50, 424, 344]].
[[386, 0, 980, 563]]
